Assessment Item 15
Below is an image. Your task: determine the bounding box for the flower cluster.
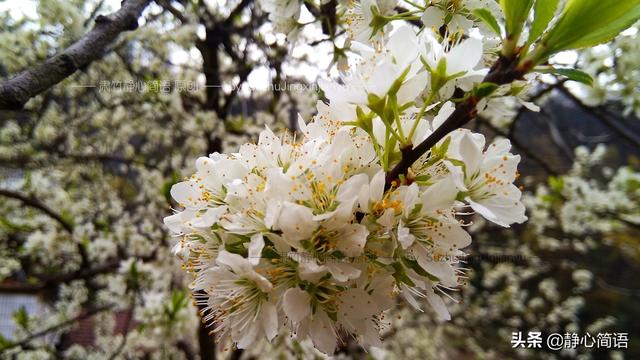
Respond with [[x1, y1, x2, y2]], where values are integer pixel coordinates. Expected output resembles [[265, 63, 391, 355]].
[[165, 126, 525, 353], [165, 22, 527, 352]]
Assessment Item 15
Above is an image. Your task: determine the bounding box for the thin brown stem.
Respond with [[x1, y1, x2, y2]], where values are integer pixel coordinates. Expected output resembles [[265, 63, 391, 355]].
[[0, 189, 73, 232], [385, 56, 525, 188]]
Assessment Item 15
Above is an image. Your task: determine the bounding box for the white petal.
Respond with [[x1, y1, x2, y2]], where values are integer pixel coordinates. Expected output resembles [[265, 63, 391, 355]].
[[248, 233, 265, 265], [412, 245, 458, 287], [235, 322, 258, 349], [421, 7, 445, 27], [388, 26, 419, 66], [336, 224, 368, 257], [163, 209, 195, 234], [437, 222, 472, 249], [369, 170, 385, 203], [264, 233, 291, 253], [432, 101, 455, 131], [309, 311, 337, 354], [337, 173, 369, 204], [443, 159, 467, 190], [261, 302, 279, 341], [264, 201, 282, 229], [297, 113, 308, 134], [458, 131, 483, 175], [397, 221, 415, 249], [420, 176, 459, 214], [376, 208, 396, 228], [216, 250, 252, 274], [191, 206, 227, 228], [297, 258, 329, 283], [400, 284, 423, 311], [425, 284, 451, 321], [325, 261, 362, 282], [339, 288, 378, 321], [450, 14, 473, 31], [446, 37, 483, 75], [277, 202, 316, 242], [397, 71, 429, 104], [521, 100, 540, 112], [283, 288, 311, 323], [170, 181, 203, 209], [467, 193, 527, 227], [403, 183, 420, 217], [366, 63, 401, 96], [369, 274, 396, 310]]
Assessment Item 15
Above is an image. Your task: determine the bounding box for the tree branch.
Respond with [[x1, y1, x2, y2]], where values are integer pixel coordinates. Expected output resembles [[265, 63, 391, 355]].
[[0, 189, 73, 232], [107, 301, 136, 360], [557, 85, 640, 148], [157, 0, 189, 23], [37, 250, 157, 287], [385, 56, 525, 188], [0, 0, 152, 110], [476, 116, 560, 176], [0, 305, 114, 353]]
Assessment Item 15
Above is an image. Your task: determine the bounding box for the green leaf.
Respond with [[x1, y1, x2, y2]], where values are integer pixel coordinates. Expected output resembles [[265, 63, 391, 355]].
[[536, 0, 640, 60], [12, 306, 29, 331], [387, 66, 411, 96], [0, 333, 10, 348], [527, 0, 560, 44], [391, 262, 415, 287], [472, 8, 502, 36], [554, 69, 594, 86], [368, 5, 390, 39], [535, 66, 593, 86], [356, 106, 373, 133], [549, 176, 565, 193], [367, 93, 386, 116], [474, 82, 500, 98], [402, 257, 440, 282], [500, 0, 534, 38]]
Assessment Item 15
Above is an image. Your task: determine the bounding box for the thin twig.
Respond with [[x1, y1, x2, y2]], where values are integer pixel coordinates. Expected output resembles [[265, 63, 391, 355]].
[[0, 189, 73, 232], [385, 56, 525, 188], [107, 300, 136, 360], [0, 305, 114, 353], [476, 116, 560, 175], [557, 85, 640, 148]]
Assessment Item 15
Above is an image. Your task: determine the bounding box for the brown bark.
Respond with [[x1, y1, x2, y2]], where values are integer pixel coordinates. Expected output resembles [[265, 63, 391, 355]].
[[384, 57, 525, 188], [0, 0, 152, 110]]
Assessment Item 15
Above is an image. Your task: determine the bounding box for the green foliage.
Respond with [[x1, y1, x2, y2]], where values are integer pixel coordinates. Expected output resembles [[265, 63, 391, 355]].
[[164, 290, 189, 324], [0, 215, 33, 232], [499, 0, 534, 40], [0, 333, 9, 348], [531, 0, 640, 62], [536, 66, 594, 86], [472, 8, 501, 37], [548, 175, 564, 193], [526, 0, 560, 45], [12, 306, 30, 332], [227, 116, 247, 134], [474, 82, 500, 98]]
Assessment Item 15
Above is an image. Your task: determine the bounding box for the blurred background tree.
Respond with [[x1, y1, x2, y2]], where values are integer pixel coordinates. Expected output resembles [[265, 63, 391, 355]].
[[0, 0, 638, 359]]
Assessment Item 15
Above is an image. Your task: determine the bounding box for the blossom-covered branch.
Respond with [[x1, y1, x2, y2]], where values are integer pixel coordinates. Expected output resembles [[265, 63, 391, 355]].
[[163, 0, 640, 355], [0, 305, 115, 353], [0, 189, 74, 232], [0, 0, 152, 110]]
